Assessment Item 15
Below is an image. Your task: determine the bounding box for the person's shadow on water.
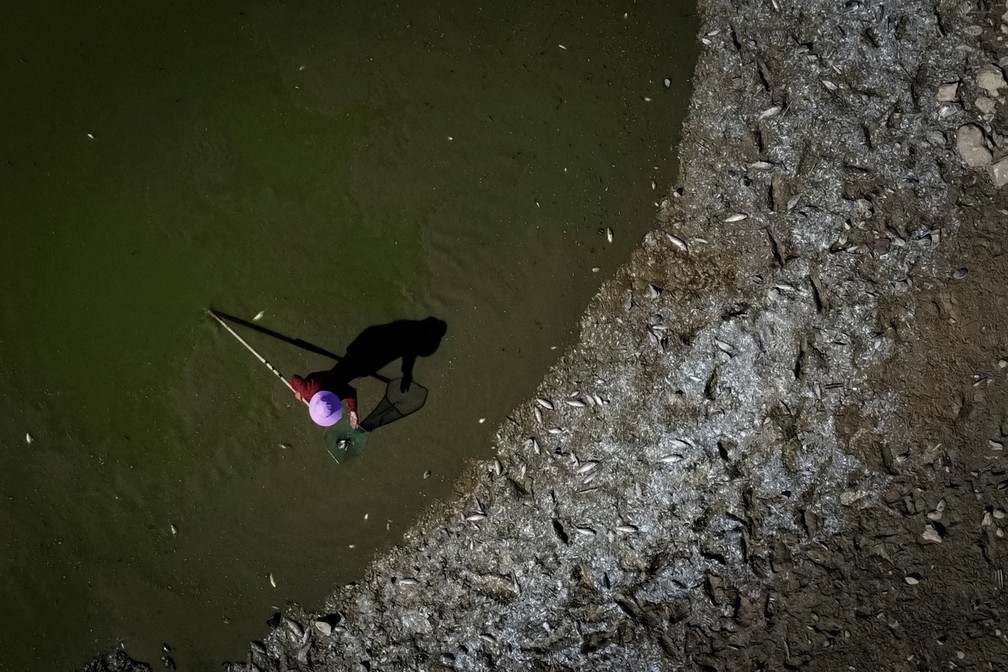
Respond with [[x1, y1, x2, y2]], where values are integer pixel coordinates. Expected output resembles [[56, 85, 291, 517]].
[[214, 312, 447, 431], [330, 317, 448, 393]]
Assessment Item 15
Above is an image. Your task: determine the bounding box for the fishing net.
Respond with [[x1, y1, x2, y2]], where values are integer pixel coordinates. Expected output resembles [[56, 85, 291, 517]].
[[360, 377, 428, 431], [321, 377, 428, 462], [323, 416, 368, 464]]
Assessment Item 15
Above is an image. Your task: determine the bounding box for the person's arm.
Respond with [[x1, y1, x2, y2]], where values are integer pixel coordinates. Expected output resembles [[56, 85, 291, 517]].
[[291, 374, 310, 402], [343, 384, 359, 429]]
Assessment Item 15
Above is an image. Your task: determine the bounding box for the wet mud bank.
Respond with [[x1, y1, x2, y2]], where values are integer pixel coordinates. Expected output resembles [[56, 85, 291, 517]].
[[84, 0, 1008, 669]]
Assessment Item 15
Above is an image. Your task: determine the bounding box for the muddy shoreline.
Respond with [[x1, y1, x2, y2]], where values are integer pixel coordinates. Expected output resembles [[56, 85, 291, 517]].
[[83, 0, 1008, 669]]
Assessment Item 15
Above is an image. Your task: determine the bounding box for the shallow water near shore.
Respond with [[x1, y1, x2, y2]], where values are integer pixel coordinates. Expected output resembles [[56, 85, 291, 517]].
[[0, 1, 698, 669]]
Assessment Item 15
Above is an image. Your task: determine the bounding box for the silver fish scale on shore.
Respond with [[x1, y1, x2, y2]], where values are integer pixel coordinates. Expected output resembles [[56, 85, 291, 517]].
[[206, 0, 989, 670]]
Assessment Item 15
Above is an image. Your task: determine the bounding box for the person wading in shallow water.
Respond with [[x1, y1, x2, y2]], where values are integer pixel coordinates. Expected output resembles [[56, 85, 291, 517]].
[[291, 316, 447, 429], [291, 372, 359, 429]]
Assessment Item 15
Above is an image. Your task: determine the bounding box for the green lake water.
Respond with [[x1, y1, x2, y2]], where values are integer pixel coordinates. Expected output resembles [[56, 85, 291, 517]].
[[0, 1, 698, 669]]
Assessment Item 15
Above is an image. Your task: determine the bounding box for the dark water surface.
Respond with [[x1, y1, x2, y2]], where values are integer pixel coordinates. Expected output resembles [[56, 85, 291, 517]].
[[0, 1, 698, 669]]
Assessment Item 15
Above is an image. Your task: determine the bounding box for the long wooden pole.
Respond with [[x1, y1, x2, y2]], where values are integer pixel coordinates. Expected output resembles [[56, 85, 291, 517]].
[[207, 309, 308, 405]]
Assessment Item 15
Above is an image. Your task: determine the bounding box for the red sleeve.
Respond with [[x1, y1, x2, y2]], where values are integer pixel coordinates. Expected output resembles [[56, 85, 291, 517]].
[[291, 374, 321, 402]]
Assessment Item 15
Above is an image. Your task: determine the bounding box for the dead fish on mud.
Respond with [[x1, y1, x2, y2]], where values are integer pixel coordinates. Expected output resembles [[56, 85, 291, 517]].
[[666, 233, 689, 253], [724, 213, 748, 223], [536, 397, 555, 410]]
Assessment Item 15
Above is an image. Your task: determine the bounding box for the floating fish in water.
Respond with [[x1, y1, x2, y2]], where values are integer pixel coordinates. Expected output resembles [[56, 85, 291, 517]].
[[25, 433, 33, 444], [170, 523, 178, 536], [252, 310, 265, 321], [269, 573, 276, 588]]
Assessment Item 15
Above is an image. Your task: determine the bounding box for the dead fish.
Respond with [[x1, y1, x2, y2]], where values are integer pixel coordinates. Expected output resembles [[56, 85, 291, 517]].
[[575, 525, 596, 536], [547, 427, 565, 435], [715, 339, 735, 355], [758, 106, 781, 119], [534, 407, 543, 425], [669, 438, 693, 450], [285, 618, 304, 638], [397, 577, 418, 586], [787, 194, 801, 210], [666, 233, 688, 253], [648, 284, 662, 299], [592, 394, 605, 406], [25, 433, 33, 445], [524, 437, 541, 454], [576, 461, 599, 474], [465, 513, 487, 523], [749, 160, 774, 169], [615, 524, 639, 534], [822, 79, 838, 91], [269, 573, 277, 588], [536, 397, 555, 410], [724, 213, 748, 223], [170, 523, 178, 536], [659, 454, 683, 464], [558, 43, 567, 50], [252, 310, 265, 322], [565, 398, 586, 408]]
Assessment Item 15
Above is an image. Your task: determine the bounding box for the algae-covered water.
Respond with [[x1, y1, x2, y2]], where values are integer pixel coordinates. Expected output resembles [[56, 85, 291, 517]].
[[0, 1, 698, 668]]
